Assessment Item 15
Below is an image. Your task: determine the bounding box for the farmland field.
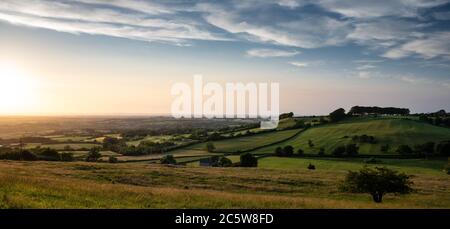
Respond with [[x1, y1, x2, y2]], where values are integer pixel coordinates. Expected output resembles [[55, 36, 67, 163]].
[[186, 129, 301, 153], [250, 118, 450, 155]]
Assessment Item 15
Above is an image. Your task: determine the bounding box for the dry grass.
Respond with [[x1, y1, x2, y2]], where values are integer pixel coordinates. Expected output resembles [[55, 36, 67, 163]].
[[0, 160, 449, 209]]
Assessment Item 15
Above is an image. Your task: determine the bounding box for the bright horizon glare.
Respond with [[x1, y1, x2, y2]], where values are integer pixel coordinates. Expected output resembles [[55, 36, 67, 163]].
[[0, 0, 450, 116]]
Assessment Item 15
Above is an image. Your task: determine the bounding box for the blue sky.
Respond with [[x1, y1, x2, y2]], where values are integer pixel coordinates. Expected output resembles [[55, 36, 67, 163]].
[[0, 0, 449, 115]]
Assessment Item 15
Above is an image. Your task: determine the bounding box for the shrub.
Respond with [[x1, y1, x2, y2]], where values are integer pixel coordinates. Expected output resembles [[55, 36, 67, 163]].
[[37, 148, 61, 161], [160, 155, 176, 165], [275, 147, 284, 157], [340, 167, 413, 203], [206, 142, 216, 152], [307, 163, 315, 170], [297, 148, 304, 156], [108, 156, 118, 163], [218, 157, 233, 167], [240, 153, 257, 167], [86, 147, 102, 162], [308, 140, 314, 148], [396, 145, 413, 155]]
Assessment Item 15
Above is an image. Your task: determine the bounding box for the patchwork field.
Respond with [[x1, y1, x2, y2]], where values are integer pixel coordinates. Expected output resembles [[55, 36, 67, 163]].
[[251, 118, 450, 155]]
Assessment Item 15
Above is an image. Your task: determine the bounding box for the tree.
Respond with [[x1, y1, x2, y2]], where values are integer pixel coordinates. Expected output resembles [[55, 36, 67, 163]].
[[160, 155, 176, 165], [308, 140, 314, 148], [345, 144, 359, 156], [60, 152, 74, 162], [329, 108, 346, 122], [332, 146, 346, 156], [396, 145, 413, 155], [206, 142, 216, 152], [240, 153, 257, 167], [413, 142, 435, 157], [108, 156, 118, 163], [436, 141, 450, 156], [86, 147, 102, 162], [283, 145, 294, 157], [340, 167, 413, 203], [275, 147, 284, 157]]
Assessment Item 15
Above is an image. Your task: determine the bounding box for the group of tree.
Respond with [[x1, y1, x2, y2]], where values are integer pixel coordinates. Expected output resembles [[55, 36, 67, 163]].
[[329, 108, 347, 122], [418, 112, 450, 128], [348, 106, 410, 116], [279, 112, 294, 120], [275, 146, 295, 157], [396, 140, 450, 157], [0, 147, 74, 162], [332, 144, 359, 157], [240, 153, 258, 167]]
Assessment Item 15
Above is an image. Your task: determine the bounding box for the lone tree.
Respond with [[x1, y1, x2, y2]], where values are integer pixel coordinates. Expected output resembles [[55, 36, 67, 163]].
[[206, 142, 216, 152], [86, 147, 102, 162], [329, 108, 346, 122], [341, 167, 413, 203], [160, 155, 177, 165]]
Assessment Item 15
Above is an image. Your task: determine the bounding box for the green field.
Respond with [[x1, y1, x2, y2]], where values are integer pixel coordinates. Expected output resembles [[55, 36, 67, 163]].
[[187, 129, 301, 153], [251, 118, 450, 155]]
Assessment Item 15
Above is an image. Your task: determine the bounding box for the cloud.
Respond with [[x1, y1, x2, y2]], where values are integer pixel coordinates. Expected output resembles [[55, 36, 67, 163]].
[[246, 48, 300, 57], [383, 32, 450, 59], [356, 64, 377, 70], [0, 0, 231, 45], [317, 0, 448, 18], [290, 62, 309, 68]]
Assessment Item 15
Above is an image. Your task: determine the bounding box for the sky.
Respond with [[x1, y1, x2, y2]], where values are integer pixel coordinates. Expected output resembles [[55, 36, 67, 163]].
[[0, 0, 450, 116]]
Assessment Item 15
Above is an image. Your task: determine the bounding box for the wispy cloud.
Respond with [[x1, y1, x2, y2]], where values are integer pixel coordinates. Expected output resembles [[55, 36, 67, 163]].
[[290, 62, 309, 68], [246, 48, 299, 58], [383, 32, 450, 59]]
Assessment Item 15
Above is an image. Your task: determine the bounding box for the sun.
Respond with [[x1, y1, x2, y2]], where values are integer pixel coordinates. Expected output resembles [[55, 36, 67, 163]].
[[0, 61, 37, 113]]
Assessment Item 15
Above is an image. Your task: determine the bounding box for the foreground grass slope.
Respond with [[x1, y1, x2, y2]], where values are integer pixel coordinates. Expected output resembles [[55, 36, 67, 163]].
[[0, 160, 449, 208], [252, 118, 450, 155]]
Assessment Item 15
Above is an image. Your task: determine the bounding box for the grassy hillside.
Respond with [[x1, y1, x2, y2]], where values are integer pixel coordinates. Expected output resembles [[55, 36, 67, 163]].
[[186, 129, 300, 153], [0, 160, 449, 208], [251, 118, 450, 155]]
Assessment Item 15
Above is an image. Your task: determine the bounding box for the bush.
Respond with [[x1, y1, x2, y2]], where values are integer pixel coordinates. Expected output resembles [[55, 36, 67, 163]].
[[60, 152, 74, 162], [160, 155, 176, 165], [297, 148, 304, 156], [240, 153, 257, 167], [218, 157, 232, 167], [396, 145, 413, 155], [332, 146, 346, 156], [364, 157, 382, 164], [108, 156, 118, 163], [307, 163, 315, 170], [340, 167, 413, 203], [308, 140, 314, 148], [86, 147, 102, 162]]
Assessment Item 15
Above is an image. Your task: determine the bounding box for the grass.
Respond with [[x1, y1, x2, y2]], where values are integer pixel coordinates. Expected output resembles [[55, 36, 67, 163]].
[[251, 118, 450, 155], [0, 160, 449, 208], [187, 129, 300, 153]]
